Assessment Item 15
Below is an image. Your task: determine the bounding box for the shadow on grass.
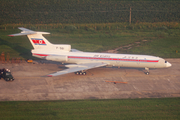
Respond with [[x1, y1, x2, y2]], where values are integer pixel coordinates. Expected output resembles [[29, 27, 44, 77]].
[[0, 37, 33, 59]]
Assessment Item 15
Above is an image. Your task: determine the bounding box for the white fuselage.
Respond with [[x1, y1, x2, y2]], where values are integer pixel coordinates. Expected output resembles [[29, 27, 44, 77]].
[[32, 50, 171, 69]]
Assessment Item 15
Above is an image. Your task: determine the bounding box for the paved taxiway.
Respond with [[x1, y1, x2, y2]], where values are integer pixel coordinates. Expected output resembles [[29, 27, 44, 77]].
[[0, 59, 180, 101]]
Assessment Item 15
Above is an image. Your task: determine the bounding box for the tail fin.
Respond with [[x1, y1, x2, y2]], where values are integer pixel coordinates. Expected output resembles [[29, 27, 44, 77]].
[[9, 27, 71, 51]]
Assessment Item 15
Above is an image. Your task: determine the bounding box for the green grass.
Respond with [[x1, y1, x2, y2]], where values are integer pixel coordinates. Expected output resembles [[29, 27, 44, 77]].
[[0, 29, 32, 59], [46, 30, 142, 51], [0, 98, 179, 120], [127, 29, 180, 58], [0, 27, 180, 59]]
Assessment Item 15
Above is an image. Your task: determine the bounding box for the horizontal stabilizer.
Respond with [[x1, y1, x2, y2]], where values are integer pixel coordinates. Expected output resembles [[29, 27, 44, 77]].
[[18, 27, 34, 31], [9, 32, 36, 36], [8, 27, 50, 37]]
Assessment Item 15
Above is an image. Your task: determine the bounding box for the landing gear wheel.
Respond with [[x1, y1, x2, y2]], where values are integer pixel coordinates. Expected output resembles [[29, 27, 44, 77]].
[[82, 72, 86, 75], [145, 72, 149, 75], [75, 72, 79, 75]]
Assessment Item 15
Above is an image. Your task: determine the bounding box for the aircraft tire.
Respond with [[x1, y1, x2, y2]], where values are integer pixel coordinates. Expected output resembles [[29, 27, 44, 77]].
[[83, 72, 86, 75], [75, 72, 79, 75], [146, 72, 149, 75]]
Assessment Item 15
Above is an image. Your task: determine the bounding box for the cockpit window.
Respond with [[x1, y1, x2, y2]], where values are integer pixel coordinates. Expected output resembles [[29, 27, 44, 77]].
[[165, 61, 167, 63]]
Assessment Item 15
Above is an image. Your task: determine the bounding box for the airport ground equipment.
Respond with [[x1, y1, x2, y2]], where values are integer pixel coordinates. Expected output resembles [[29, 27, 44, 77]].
[[0, 69, 14, 81]]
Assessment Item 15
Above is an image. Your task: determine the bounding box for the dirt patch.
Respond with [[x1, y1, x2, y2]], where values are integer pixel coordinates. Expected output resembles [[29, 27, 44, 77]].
[[104, 40, 149, 53]]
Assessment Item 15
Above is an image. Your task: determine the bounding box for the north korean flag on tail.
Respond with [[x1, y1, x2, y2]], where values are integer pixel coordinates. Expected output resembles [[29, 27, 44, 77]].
[[31, 38, 46, 45]]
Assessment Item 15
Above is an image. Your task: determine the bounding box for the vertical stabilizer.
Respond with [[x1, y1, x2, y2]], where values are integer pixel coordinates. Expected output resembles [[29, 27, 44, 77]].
[[27, 32, 52, 49]]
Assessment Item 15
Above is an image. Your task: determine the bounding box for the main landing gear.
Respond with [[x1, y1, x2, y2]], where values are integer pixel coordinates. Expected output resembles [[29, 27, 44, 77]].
[[145, 67, 149, 75], [74, 71, 86, 75]]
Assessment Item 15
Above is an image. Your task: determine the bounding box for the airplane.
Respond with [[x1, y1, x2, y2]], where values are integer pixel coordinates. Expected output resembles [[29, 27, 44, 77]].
[[9, 27, 172, 77]]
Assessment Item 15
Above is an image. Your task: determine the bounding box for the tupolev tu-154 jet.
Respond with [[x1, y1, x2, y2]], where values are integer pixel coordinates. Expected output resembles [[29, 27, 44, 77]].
[[9, 27, 171, 76]]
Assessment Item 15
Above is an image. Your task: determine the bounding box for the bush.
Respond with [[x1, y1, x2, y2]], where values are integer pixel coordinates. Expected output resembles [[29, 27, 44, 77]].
[[65, 25, 77, 31]]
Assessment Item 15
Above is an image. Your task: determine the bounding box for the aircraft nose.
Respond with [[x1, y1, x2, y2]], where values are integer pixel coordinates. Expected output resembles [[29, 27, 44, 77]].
[[166, 62, 172, 67]]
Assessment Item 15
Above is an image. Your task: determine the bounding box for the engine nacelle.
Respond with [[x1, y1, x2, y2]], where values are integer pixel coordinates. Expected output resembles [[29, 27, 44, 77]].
[[46, 55, 67, 62]]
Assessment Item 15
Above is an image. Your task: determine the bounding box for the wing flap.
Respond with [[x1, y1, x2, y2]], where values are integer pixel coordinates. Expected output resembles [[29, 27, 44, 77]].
[[47, 62, 107, 77]]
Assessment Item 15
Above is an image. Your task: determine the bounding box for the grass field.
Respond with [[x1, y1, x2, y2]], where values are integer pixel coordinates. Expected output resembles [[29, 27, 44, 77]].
[[0, 26, 180, 59], [0, 98, 179, 120]]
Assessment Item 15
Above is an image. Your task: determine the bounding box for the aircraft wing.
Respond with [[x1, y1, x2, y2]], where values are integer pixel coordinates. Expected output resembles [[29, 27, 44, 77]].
[[47, 62, 108, 77]]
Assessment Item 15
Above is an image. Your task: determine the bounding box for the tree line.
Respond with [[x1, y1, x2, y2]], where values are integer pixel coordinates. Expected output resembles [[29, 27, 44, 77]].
[[0, 0, 179, 24]]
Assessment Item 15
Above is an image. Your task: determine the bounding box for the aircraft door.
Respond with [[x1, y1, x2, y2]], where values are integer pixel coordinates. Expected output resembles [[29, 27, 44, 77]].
[[116, 58, 121, 66], [137, 57, 140, 66]]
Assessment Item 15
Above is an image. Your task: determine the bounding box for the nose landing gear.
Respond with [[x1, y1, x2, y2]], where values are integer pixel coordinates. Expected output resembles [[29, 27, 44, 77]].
[[145, 67, 149, 75]]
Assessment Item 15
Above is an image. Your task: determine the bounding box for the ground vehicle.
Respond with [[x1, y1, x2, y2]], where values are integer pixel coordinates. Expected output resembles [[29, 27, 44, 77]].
[[0, 69, 14, 81]]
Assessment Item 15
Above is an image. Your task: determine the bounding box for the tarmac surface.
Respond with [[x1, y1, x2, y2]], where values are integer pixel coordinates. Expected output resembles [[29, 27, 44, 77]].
[[0, 59, 180, 101]]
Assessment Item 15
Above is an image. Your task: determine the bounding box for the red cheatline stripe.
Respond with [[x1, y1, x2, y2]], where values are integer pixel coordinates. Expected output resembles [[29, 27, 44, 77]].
[[68, 56, 159, 63], [33, 53, 49, 56], [47, 75, 53, 77]]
